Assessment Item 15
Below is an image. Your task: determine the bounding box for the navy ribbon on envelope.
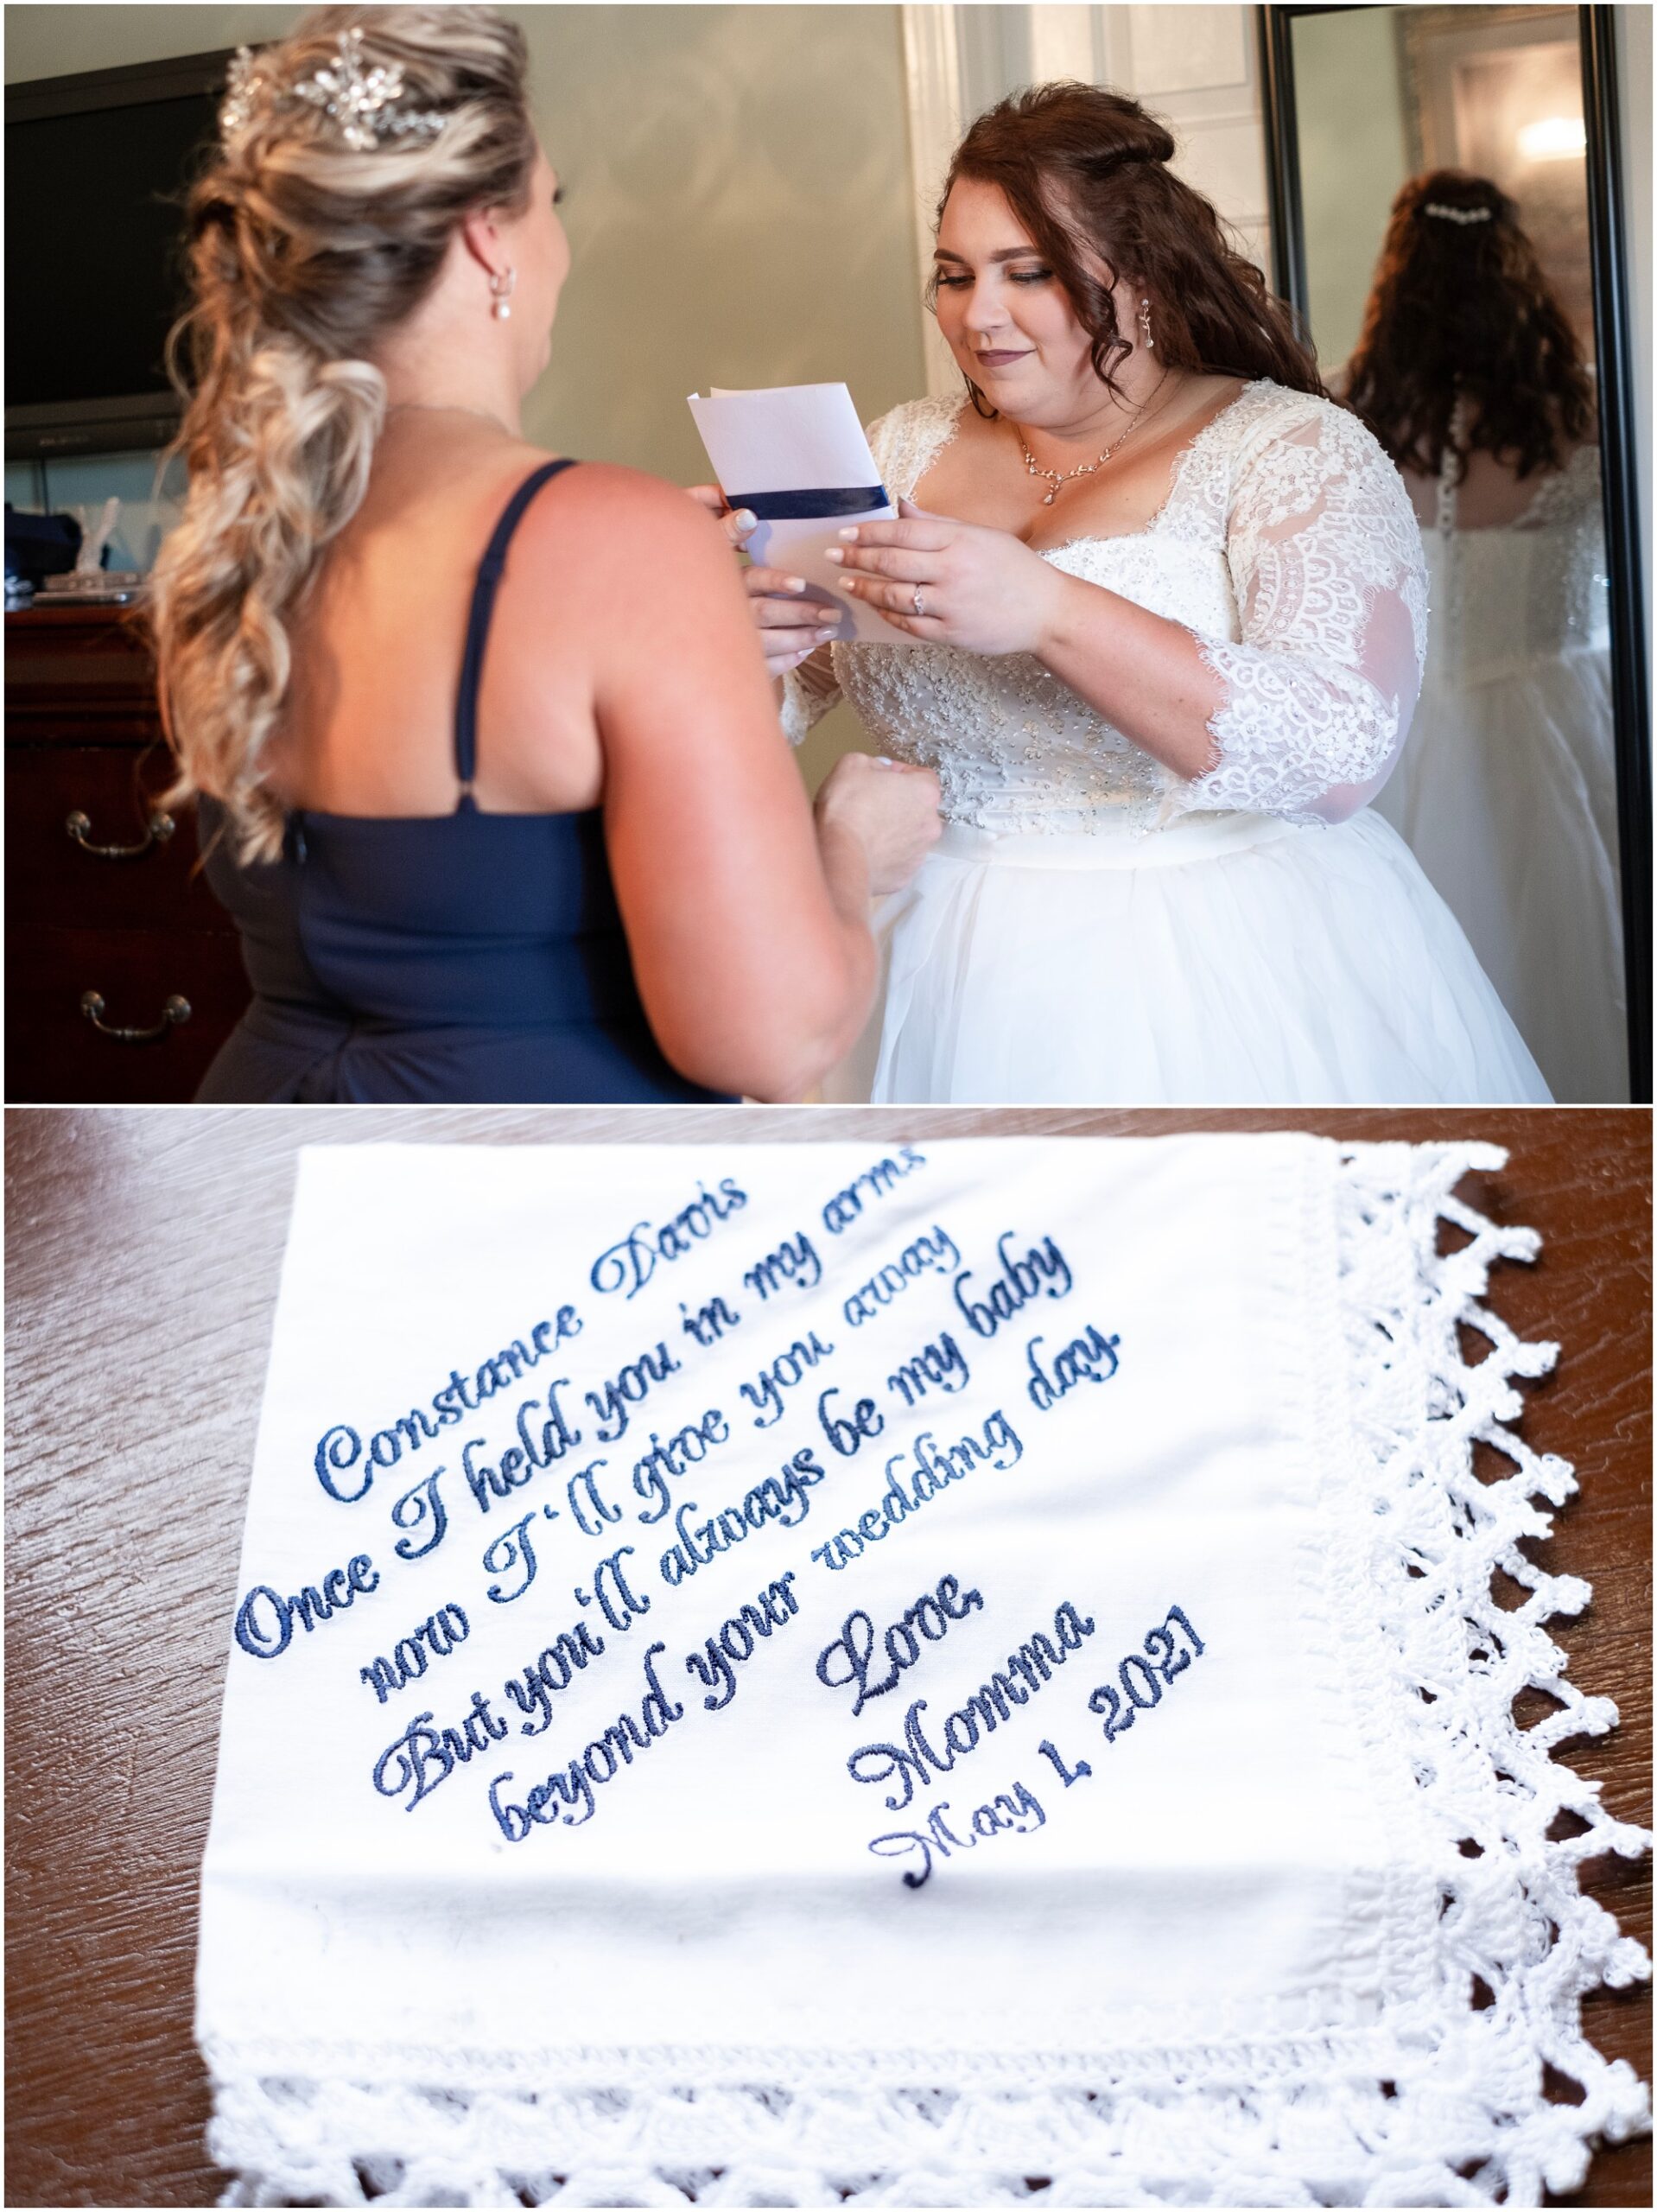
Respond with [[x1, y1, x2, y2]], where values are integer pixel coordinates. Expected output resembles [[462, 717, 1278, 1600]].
[[727, 486, 890, 521]]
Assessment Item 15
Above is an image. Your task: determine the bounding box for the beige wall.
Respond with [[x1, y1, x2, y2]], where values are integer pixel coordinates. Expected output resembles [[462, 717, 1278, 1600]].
[[7, 3, 926, 780], [4, 4, 924, 480], [3, 1, 293, 75]]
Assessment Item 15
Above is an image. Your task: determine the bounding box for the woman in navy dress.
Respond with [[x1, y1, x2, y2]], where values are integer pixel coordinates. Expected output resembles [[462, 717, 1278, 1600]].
[[149, 7, 938, 1103]]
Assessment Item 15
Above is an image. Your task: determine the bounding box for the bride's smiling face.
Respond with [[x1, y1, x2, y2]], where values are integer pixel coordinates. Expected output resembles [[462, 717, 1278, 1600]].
[[933, 176, 1136, 422]]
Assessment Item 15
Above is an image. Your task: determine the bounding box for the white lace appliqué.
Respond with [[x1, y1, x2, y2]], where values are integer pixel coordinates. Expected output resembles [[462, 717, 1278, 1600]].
[[1428, 440, 1611, 685], [202, 1143, 1649, 2208], [782, 384, 1429, 836], [1187, 404, 1429, 825]]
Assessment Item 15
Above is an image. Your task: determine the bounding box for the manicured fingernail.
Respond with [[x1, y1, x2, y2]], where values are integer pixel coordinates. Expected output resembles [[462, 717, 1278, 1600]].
[[838, 526, 859, 541], [823, 548, 843, 564], [785, 575, 807, 591], [733, 509, 758, 529]]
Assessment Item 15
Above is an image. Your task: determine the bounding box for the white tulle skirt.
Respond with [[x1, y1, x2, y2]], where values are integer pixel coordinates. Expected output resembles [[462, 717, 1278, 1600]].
[[1374, 648, 1627, 1103], [824, 809, 1551, 1105]]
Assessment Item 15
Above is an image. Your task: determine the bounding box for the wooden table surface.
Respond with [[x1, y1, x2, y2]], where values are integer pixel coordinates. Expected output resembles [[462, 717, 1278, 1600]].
[[6, 1106, 1650, 2209]]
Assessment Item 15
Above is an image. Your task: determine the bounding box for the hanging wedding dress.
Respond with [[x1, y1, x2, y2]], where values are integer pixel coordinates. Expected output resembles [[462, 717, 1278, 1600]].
[[1373, 436, 1626, 1101], [783, 381, 1549, 1103]]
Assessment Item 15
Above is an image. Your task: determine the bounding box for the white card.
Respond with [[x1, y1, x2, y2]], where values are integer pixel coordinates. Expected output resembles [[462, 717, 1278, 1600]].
[[689, 382, 923, 647]]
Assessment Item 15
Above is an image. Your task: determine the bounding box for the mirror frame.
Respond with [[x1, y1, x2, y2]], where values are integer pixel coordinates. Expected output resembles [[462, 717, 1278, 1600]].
[[1259, 2, 1651, 1101]]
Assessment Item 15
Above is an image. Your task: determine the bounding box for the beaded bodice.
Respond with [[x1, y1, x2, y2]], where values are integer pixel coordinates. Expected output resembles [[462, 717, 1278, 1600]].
[[1425, 442, 1610, 688], [783, 382, 1428, 835]]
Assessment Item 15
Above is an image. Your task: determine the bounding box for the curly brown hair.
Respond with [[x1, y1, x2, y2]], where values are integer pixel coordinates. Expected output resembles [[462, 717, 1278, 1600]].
[[1343, 169, 1595, 483], [930, 82, 1324, 416]]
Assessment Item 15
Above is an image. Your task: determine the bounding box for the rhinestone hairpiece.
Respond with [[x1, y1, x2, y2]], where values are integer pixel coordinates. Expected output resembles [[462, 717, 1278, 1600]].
[[1423, 200, 1494, 225], [219, 29, 447, 155]]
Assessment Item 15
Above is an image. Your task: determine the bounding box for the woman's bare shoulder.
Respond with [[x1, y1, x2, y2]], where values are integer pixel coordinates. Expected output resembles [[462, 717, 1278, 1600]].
[[508, 454, 728, 573]]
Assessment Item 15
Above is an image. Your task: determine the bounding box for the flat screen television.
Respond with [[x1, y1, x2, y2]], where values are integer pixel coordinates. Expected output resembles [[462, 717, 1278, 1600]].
[[6, 49, 231, 459]]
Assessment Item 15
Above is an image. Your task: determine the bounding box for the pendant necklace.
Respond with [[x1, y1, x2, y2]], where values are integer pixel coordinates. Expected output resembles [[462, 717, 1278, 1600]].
[[1016, 373, 1172, 505]]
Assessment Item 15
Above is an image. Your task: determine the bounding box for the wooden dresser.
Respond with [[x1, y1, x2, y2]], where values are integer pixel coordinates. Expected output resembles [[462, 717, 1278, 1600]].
[[5, 605, 251, 1102]]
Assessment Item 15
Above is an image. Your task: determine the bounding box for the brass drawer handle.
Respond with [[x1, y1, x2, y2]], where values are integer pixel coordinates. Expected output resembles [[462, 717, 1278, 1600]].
[[65, 807, 176, 859], [79, 989, 192, 1043]]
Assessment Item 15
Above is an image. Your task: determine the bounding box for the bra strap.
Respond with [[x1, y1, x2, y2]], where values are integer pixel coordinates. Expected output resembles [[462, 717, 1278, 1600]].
[[454, 458, 579, 805]]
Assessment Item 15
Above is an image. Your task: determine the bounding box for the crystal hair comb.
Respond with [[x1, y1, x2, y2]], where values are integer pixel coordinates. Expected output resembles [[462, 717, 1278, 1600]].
[[219, 28, 448, 155], [1423, 201, 1495, 225]]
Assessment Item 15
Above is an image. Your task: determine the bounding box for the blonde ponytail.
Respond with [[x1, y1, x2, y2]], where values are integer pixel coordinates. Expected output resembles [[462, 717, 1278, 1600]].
[[148, 6, 535, 860]]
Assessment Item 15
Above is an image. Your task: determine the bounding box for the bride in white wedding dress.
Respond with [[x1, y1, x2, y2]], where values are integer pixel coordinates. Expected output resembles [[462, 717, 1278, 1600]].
[[1344, 171, 1626, 1103], [733, 86, 1548, 1104]]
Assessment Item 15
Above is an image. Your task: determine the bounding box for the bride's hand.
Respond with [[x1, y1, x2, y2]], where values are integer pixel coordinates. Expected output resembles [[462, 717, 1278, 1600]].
[[825, 499, 1065, 656], [815, 753, 942, 896], [686, 484, 841, 677]]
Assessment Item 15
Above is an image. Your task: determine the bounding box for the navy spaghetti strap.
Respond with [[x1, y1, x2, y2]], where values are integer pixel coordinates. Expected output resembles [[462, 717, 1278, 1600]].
[[453, 458, 578, 805]]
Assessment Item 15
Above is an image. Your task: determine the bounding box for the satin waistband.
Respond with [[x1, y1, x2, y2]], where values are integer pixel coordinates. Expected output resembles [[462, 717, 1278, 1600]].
[[931, 812, 1299, 871]]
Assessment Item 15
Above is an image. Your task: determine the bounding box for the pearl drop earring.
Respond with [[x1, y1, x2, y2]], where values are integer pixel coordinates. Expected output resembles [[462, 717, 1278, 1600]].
[[490, 267, 517, 321], [1139, 296, 1154, 350]]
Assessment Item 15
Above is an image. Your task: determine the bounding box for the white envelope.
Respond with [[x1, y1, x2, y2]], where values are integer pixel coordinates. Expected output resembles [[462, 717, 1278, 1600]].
[[689, 382, 923, 648]]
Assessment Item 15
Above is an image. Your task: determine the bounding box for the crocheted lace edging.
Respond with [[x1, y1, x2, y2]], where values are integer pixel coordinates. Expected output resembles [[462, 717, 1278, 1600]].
[[203, 1141, 1650, 2208], [1312, 1141, 1649, 2205]]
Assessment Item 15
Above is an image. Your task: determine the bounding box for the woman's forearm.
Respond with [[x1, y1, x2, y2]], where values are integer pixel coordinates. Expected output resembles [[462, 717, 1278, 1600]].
[[813, 812, 878, 1038], [735, 813, 873, 1102], [1033, 570, 1226, 783]]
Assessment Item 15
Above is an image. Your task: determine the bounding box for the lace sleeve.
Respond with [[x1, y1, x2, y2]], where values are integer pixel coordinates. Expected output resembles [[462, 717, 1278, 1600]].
[[1171, 402, 1428, 826], [779, 647, 842, 747]]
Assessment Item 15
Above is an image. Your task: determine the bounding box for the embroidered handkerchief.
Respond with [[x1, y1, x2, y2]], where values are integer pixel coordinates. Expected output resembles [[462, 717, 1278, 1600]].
[[197, 1136, 1650, 2206]]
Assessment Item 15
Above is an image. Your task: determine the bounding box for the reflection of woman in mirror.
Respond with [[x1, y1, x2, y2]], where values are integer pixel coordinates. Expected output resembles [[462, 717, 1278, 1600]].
[[732, 87, 1546, 1103], [1344, 170, 1623, 1102]]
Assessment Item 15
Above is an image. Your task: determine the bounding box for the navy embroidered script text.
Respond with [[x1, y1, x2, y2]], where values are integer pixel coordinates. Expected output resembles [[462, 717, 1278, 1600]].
[[848, 1598, 1097, 1809], [809, 1412, 1023, 1571], [314, 1307, 583, 1502]]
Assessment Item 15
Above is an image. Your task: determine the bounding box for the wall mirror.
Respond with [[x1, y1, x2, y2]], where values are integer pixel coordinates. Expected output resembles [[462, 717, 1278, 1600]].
[[1262, 3, 1649, 1101]]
